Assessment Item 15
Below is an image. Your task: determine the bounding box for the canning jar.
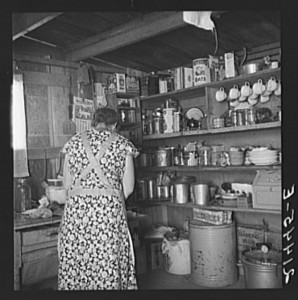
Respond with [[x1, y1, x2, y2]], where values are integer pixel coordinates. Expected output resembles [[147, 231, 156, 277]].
[[14, 177, 32, 212]]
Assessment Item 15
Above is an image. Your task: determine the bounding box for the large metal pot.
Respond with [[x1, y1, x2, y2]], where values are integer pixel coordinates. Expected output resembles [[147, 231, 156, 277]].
[[241, 247, 282, 288]]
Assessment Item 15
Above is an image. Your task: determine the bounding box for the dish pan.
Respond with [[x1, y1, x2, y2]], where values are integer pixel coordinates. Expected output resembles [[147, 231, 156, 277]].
[[185, 107, 204, 121]]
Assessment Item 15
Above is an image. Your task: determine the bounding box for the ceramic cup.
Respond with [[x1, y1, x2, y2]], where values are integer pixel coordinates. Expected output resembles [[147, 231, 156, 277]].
[[267, 76, 278, 92], [229, 85, 241, 100], [274, 80, 281, 96], [260, 94, 270, 103], [247, 96, 259, 106], [215, 87, 227, 102], [252, 79, 266, 95], [239, 95, 248, 102], [230, 99, 240, 107], [240, 81, 252, 97]]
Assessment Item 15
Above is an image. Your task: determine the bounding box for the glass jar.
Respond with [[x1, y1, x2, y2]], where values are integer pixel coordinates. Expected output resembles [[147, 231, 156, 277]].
[[198, 144, 211, 166], [14, 177, 32, 212]]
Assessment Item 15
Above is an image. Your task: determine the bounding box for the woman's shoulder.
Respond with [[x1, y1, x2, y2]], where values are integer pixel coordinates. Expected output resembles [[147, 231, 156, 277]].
[[114, 133, 139, 157]]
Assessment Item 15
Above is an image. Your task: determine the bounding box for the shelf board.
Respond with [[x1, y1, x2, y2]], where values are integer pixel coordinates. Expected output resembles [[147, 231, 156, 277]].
[[118, 106, 137, 110], [140, 84, 206, 103], [136, 164, 281, 172], [115, 92, 140, 98], [136, 200, 281, 214], [143, 121, 281, 140], [139, 68, 280, 103]]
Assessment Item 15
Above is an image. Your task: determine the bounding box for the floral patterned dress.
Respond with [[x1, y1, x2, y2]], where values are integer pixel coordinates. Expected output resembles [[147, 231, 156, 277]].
[[58, 129, 139, 290]]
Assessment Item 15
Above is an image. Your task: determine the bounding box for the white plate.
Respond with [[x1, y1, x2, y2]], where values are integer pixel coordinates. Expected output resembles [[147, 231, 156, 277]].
[[185, 108, 204, 121]]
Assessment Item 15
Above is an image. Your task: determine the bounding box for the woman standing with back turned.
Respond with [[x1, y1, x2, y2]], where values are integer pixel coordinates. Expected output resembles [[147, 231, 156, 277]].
[[58, 107, 139, 290]]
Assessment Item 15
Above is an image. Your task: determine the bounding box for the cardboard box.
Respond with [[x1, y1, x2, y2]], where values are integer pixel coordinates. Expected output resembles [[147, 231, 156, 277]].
[[236, 225, 265, 261], [126, 75, 140, 93], [193, 58, 211, 86], [252, 170, 281, 210], [135, 245, 147, 274], [182, 67, 193, 88], [193, 208, 232, 225], [224, 52, 236, 78], [107, 73, 126, 93], [145, 239, 164, 270]]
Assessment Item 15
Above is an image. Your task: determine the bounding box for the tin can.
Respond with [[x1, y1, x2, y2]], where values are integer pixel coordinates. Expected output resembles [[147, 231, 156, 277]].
[[173, 111, 181, 132], [153, 116, 163, 134], [231, 111, 237, 126], [236, 110, 245, 126], [147, 178, 156, 199], [212, 117, 225, 129], [245, 109, 255, 125], [147, 118, 153, 135]]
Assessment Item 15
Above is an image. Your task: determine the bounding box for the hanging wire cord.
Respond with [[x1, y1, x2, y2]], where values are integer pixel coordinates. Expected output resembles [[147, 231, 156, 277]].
[[213, 25, 218, 56]]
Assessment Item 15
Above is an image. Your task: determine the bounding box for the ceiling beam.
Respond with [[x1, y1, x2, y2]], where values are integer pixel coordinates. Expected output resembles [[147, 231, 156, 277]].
[[12, 12, 63, 41], [64, 11, 189, 62]]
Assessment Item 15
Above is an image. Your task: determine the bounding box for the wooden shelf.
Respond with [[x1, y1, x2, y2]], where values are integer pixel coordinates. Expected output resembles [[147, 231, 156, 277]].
[[139, 68, 280, 104], [142, 121, 281, 140], [136, 164, 281, 172], [136, 200, 281, 214]]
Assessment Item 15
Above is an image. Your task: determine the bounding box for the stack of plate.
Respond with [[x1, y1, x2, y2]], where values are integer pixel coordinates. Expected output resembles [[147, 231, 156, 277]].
[[247, 148, 279, 165]]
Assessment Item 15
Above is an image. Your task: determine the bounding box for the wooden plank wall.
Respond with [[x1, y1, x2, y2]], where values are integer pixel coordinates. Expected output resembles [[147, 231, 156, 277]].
[[14, 59, 79, 200]]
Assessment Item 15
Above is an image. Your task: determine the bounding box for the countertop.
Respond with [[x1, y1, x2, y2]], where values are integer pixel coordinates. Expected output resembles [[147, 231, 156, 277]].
[[14, 211, 146, 231], [14, 213, 62, 230]]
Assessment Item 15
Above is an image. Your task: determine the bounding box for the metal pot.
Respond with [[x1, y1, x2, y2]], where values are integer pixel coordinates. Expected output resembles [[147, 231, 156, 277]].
[[239, 63, 262, 75]]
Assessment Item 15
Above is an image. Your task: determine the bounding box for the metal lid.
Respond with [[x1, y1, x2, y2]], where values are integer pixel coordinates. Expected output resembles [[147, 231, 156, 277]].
[[242, 247, 282, 266], [171, 175, 196, 184]]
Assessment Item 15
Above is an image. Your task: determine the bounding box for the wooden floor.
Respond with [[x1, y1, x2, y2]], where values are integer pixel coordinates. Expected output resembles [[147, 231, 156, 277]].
[[22, 268, 246, 290]]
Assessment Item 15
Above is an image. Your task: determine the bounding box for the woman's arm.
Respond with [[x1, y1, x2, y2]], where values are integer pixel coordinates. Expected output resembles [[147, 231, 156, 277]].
[[122, 154, 135, 199], [63, 154, 72, 191]]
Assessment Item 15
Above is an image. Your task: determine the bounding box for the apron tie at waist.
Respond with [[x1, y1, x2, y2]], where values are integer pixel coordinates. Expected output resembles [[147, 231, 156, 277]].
[[68, 187, 120, 198]]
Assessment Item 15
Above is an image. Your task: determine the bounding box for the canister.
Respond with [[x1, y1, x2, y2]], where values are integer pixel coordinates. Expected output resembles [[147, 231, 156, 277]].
[[153, 148, 172, 167], [156, 185, 170, 199], [245, 109, 256, 125], [212, 117, 225, 128], [173, 111, 181, 132], [153, 116, 163, 134], [236, 110, 245, 126], [147, 178, 156, 199], [136, 179, 148, 200]]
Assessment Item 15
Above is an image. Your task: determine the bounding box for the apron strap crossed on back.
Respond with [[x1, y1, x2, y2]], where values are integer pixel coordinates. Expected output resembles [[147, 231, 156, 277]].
[[68, 130, 119, 198]]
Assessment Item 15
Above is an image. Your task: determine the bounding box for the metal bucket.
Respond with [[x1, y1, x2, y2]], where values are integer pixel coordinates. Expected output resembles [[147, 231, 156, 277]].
[[189, 220, 238, 287], [191, 184, 210, 205]]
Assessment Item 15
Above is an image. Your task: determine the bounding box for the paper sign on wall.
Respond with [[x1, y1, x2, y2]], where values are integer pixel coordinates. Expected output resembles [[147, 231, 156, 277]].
[[72, 96, 95, 133]]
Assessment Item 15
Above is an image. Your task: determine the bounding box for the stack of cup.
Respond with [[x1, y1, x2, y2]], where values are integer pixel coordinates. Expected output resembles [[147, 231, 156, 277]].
[[229, 147, 244, 166]]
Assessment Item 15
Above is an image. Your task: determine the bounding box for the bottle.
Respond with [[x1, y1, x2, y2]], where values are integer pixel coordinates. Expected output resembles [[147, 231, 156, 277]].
[[14, 178, 32, 212]]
